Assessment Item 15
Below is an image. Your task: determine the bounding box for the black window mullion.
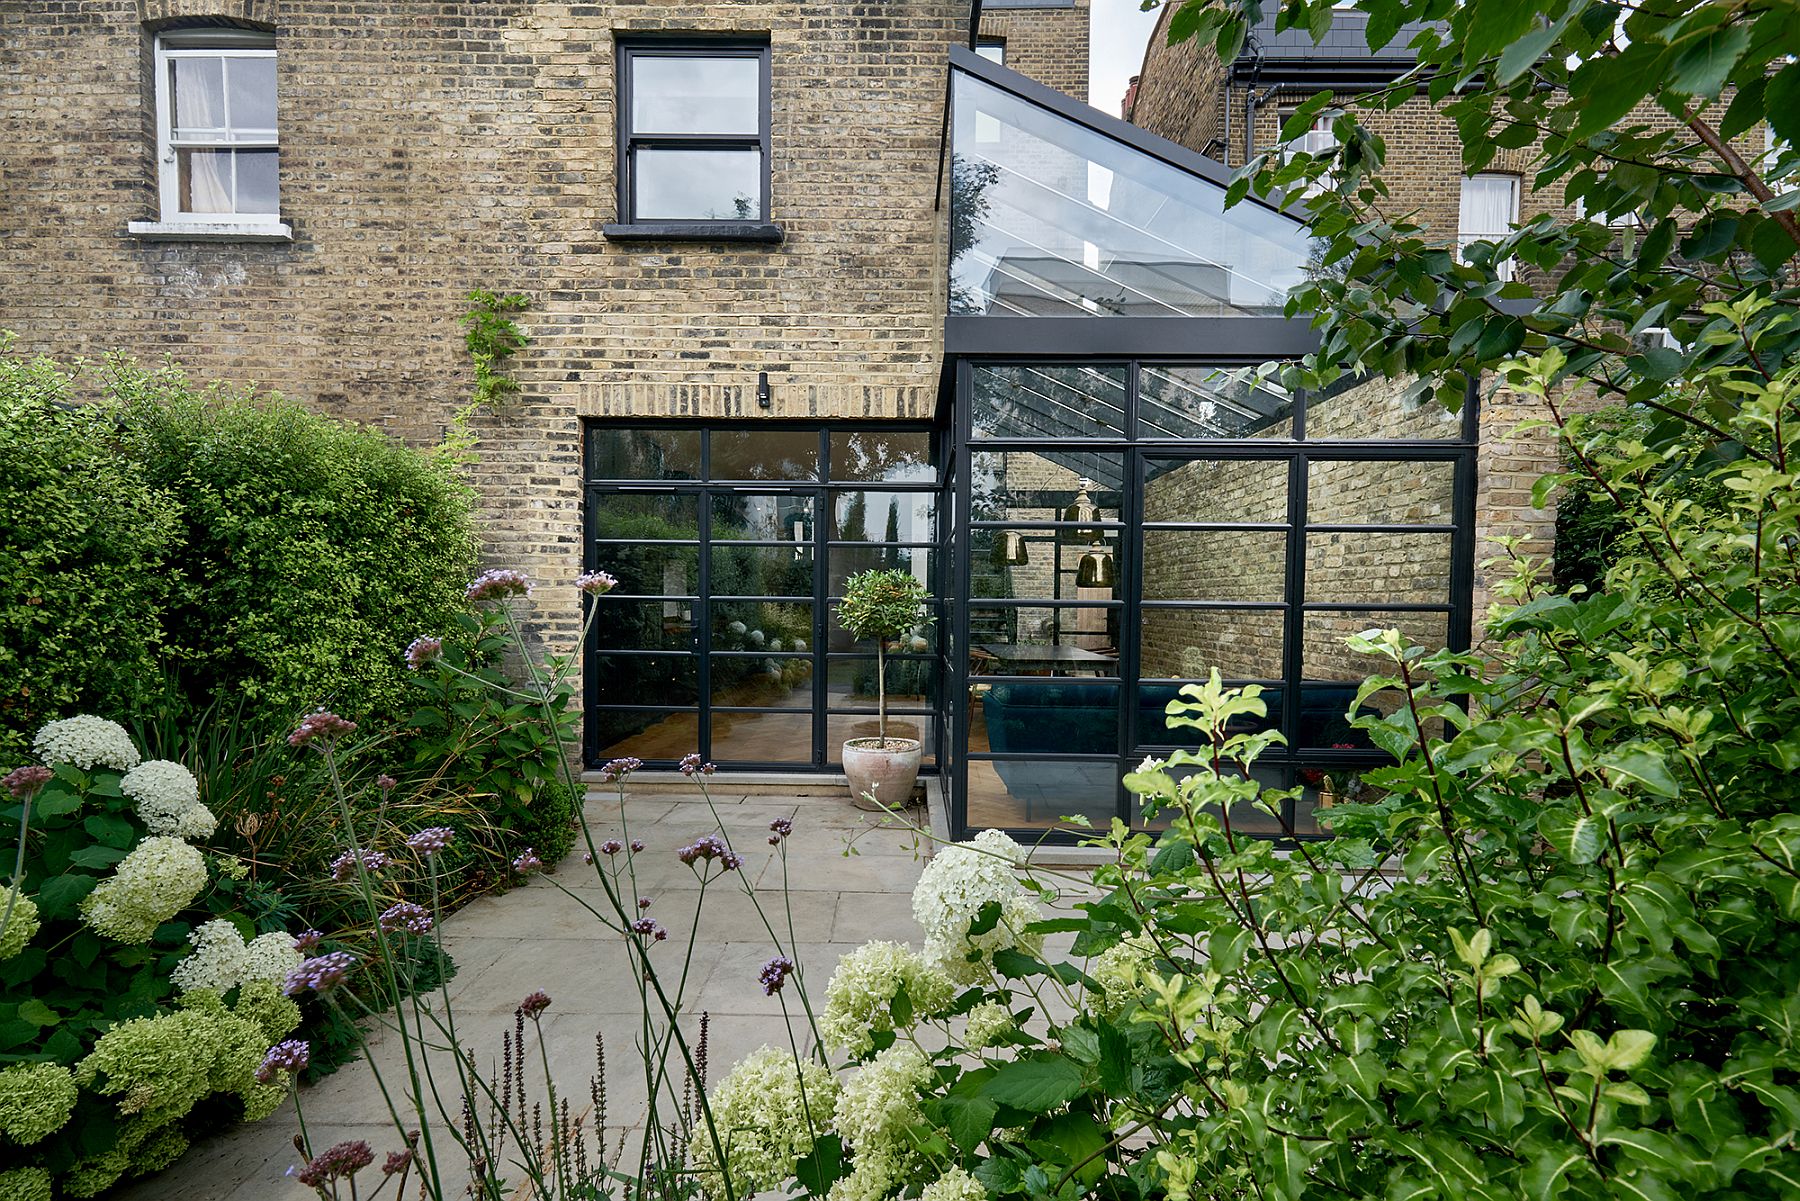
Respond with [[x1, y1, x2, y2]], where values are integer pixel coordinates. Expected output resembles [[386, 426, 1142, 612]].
[[697, 486, 713, 764], [1281, 453, 1309, 834], [813, 474, 827, 768]]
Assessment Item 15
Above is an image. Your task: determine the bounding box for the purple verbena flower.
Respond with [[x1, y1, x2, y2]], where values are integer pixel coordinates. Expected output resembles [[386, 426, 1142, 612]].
[[599, 839, 623, 856], [289, 710, 357, 750], [383, 1149, 414, 1177], [255, 1039, 311, 1084], [600, 757, 643, 783], [2, 765, 52, 800], [512, 848, 544, 874], [630, 917, 668, 941], [637, 896, 652, 910], [378, 902, 433, 936], [577, 570, 618, 596], [292, 929, 324, 954], [518, 990, 552, 1019], [295, 1140, 375, 1187], [759, 955, 796, 996], [676, 835, 743, 871], [466, 569, 533, 604], [769, 817, 793, 841], [677, 753, 716, 777], [630, 838, 645, 852], [330, 849, 387, 883], [376, 773, 398, 793], [284, 951, 357, 997], [582, 851, 595, 865], [406, 826, 455, 857], [404, 636, 443, 671]]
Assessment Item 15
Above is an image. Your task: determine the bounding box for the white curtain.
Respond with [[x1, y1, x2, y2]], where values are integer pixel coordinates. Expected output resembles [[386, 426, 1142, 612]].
[[1459, 174, 1519, 278], [172, 56, 231, 212]]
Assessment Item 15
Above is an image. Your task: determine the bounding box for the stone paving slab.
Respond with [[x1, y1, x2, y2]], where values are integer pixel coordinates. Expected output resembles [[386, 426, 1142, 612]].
[[113, 794, 933, 1201]]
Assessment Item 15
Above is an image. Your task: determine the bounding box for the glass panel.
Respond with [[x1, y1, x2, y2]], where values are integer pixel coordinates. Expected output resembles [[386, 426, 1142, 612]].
[[828, 714, 935, 763], [970, 530, 1121, 602], [830, 492, 935, 542], [171, 56, 225, 133], [1139, 365, 1294, 439], [711, 656, 815, 707], [711, 712, 812, 764], [226, 56, 277, 129], [1143, 458, 1286, 523], [710, 544, 813, 598], [1139, 607, 1284, 680], [711, 494, 815, 542], [630, 54, 761, 135], [593, 709, 700, 761], [709, 430, 820, 481], [827, 546, 932, 597], [950, 70, 1315, 317], [1303, 609, 1450, 746], [970, 449, 1125, 517], [713, 600, 812, 648], [966, 758, 1118, 831], [971, 365, 1126, 439], [974, 682, 1119, 756], [588, 429, 702, 481], [1136, 681, 1279, 748], [830, 431, 934, 482], [967, 607, 1119, 674], [589, 599, 697, 652], [177, 150, 233, 213], [590, 493, 701, 536], [826, 658, 938, 708], [1306, 533, 1452, 605], [1142, 530, 1283, 601], [590, 545, 699, 597], [1309, 460, 1456, 525], [1306, 375, 1463, 440], [635, 148, 763, 221], [589, 655, 698, 707], [233, 149, 278, 213]]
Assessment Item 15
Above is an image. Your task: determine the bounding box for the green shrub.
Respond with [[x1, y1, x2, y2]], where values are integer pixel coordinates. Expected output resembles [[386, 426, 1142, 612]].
[[0, 346, 180, 761]]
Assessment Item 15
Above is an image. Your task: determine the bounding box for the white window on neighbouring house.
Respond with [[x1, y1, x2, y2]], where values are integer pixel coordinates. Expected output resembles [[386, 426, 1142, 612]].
[[153, 29, 279, 224], [1458, 172, 1520, 280], [1278, 110, 1337, 199], [975, 39, 1006, 65]]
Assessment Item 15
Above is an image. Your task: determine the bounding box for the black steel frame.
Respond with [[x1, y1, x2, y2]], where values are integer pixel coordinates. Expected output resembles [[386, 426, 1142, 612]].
[[582, 421, 951, 774], [613, 39, 773, 228], [947, 358, 1480, 845]]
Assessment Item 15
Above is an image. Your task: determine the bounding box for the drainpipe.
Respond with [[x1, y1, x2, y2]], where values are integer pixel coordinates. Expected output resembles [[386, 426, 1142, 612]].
[[1245, 80, 1290, 164]]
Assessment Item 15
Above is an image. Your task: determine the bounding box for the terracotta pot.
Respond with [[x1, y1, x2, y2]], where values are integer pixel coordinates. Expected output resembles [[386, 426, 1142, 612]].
[[842, 737, 923, 810]]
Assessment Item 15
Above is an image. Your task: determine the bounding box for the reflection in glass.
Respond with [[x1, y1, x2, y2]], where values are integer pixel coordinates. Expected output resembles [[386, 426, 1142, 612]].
[[634, 148, 763, 221], [709, 429, 820, 480], [965, 757, 1119, 830], [712, 600, 812, 648], [976, 682, 1119, 756], [588, 429, 701, 481], [1141, 529, 1283, 602], [1305, 532, 1452, 605], [630, 55, 761, 135], [826, 601, 937, 654], [1309, 459, 1455, 525], [1139, 607, 1284, 681], [592, 709, 701, 761], [971, 365, 1126, 439], [827, 658, 937, 708], [971, 449, 1126, 520], [1139, 365, 1293, 438], [1303, 610, 1449, 684], [1306, 374, 1463, 440], [226, 56, 277, 128], [831, 492, 935, 542], [828, 546, 931, 598], [588, 545, 699, 597], [589, 600, 696, 653], [949, 71, 1315, 317], [967, 607, 1119, 673], [970, 530, 1121, 602], [1142, 458, 1286, 523], [711, 711, 812, 763], [830, 431, 934, 482], [589, 655, 698, 707], [711, 544, 813, 598], [712, 494, 815, 542], [711, 656, 814, 708]]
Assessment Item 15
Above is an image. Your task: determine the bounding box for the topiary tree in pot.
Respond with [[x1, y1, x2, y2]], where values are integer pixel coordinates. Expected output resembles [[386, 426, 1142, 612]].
[[836, 569, 931, 809]]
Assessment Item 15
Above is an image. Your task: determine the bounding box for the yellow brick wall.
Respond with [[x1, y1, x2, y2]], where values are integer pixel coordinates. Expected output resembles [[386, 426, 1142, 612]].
[[977, 1, 1090, 100]]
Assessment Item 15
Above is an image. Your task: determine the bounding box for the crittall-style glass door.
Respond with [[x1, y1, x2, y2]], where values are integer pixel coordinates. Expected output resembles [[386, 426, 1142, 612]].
[[583, 424, 945, 771]]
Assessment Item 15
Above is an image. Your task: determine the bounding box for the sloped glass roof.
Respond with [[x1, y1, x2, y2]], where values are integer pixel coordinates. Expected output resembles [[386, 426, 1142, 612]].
[[949, 56, 1317, 319]]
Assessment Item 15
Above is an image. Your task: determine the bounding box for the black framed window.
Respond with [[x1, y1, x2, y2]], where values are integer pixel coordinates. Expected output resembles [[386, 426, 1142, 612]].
[[608, 41, 779, 242]]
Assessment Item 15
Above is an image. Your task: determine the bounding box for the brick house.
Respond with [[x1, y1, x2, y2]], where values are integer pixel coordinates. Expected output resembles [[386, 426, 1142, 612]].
[[1, 0, 1479, 841]]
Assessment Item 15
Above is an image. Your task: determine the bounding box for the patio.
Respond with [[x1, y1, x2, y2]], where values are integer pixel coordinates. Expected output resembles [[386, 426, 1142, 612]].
[[112, 786, 940, 1201]]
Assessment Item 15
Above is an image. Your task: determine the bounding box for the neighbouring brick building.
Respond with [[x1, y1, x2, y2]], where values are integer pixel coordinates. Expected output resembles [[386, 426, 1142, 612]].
[[1, 1, 1492, 841]]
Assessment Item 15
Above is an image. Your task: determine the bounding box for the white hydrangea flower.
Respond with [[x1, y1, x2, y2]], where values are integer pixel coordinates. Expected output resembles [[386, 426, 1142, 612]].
[[962, 1001, 1015, 1049], [820, 941, 956, 1056], [687, 1045, 839, 1197], [170, 920, 249, 994], [1091, 934, 1157, 1015], [829, 1044, 933, 1201], [79, 836, 208, 944], [242, 931, 302, 986], [121, 760, 217, 841], [920, 1168, 988, 1201], [911, 829, 1043, 985], [32, 716, 140, 772]]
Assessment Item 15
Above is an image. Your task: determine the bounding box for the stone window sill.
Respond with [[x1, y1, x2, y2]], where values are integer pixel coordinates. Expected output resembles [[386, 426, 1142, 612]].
[[601, 221, 784, 244], [127, 220, 294, 243]]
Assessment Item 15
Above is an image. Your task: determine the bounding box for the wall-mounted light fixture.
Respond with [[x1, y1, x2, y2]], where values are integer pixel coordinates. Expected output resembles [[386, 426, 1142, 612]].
[[757, 371, 772, 409]]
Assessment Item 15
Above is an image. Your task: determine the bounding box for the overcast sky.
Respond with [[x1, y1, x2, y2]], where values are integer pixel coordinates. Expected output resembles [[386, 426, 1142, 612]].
[[1089, 0, 1164, 116]]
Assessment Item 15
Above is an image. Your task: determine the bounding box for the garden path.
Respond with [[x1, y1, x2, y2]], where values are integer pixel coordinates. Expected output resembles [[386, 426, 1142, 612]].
[[114, 788, 932, 1201]]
